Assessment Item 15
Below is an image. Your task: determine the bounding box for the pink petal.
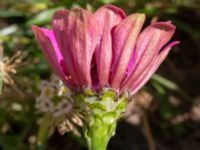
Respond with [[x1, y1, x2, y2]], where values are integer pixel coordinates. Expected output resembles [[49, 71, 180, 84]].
[[62, 8, 97, 87], [122, 22, 176, 90], [124, 41, 179, 95], [94, 5, 126, 88], [32, 25, 73, 88], [52, 9, 68, 52], [51, 9, 82, 85], [110, 13, 146, 90]]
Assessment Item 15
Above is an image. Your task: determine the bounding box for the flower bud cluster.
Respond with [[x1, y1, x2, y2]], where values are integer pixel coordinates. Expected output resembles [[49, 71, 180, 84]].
[[36, 75, 73, 116], [36, 75, 82, 135]]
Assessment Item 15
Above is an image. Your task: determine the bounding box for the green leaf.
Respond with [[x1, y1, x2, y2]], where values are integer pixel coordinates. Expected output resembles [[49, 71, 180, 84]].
[[27, 7, 64, 25], [0, 9, 23, 18], [0, 25, 18, 36], [152, 74, 179, 91], [100, 0, 116, 4]]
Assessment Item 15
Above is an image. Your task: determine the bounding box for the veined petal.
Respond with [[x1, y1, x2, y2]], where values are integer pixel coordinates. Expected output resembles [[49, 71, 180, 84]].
[[62, 8, 97, 87], [123, 41, 179, 94], [95, 5, 126, 88], [52, 9, 68, 52], [32, 25, 73, 88], [110, 13, 145, 90], [122, 22, 176, 90], [51, 9, 81, 85]]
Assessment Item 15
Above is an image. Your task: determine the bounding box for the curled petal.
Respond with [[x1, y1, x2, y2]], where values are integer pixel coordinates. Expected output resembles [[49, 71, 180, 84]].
[[123, 41, 180, 94], [32, 25, 73, 88], [95, 5, 126, 88], [111, 13, 146, 90], [122, 22, 176, 90]]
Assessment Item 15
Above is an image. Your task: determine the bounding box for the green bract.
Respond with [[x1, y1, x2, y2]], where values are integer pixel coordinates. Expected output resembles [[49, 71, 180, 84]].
[[75, 88, 128, 150]]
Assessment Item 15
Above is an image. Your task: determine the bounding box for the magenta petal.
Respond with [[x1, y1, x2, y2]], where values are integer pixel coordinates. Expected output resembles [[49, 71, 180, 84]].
[[123, 41, 180, 94], [32, 25, 73, 88], [110, 13, 146, 90], [62, 8, 97, 87], [122, 22, 176, 90], [52, 9, 68, 52], [94, 5, 125, 88], [51, 9, 82, 85]]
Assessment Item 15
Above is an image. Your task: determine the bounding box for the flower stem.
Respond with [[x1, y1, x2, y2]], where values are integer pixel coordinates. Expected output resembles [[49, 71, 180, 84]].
[[76, 88, 128, 150], [85, 118, 117, 150]]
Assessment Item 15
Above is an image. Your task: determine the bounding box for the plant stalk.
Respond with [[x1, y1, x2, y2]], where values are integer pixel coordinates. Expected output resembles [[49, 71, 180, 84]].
[[85, 118, 117, 150], [76, 89, 128, 150]]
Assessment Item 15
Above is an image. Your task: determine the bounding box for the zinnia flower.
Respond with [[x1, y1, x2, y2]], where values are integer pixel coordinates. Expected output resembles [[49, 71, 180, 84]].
[[32, 5, 179, 150], [32, 5, 179, 95]]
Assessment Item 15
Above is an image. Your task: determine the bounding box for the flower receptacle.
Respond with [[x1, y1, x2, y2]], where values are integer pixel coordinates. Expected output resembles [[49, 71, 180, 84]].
[[76, 88, 128, 150]]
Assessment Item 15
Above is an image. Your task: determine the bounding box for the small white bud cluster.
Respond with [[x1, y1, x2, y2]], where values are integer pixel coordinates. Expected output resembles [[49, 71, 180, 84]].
[[35, 75, 73, 117], [36, 75, 83, 135]]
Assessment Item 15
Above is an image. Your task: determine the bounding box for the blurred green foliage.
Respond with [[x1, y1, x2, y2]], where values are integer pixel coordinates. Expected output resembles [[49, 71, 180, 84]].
[[0, 0, 200, 149]]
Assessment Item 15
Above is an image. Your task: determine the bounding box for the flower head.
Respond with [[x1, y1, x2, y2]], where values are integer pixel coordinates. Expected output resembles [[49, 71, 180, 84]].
[[32, 5, 179, 95], [0, 40, 24, 85]]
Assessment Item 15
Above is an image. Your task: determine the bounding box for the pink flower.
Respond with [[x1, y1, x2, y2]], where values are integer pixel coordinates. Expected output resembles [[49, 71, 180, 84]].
[[32, 5, 179, 95]]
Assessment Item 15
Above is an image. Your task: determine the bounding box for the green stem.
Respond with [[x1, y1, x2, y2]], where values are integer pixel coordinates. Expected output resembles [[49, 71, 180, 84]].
[[76, 89, 128, 150], [85, 116, 117, 150]]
